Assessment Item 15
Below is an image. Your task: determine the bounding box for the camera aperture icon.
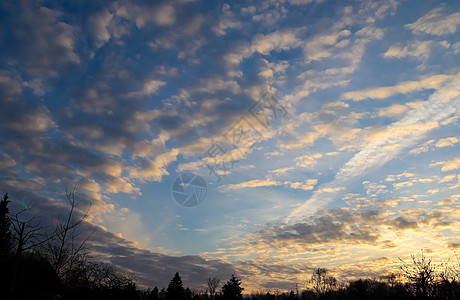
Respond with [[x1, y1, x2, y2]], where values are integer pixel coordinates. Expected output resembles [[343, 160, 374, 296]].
[[172, 173, 207, 207]]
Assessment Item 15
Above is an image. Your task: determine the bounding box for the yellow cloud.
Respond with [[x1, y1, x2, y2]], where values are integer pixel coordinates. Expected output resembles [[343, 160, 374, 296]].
[[440, 174, 457, 182], [225, 179, 281, 190], [281, 131, 320, 149], [436, 137, 459, 148], [405, 8, 460, 36], [366, 122, 439, 143], [432, 157, 460, 172], [377, 103, 408, 117], [296, 153, 323, 167], [383, 41, 432, 60], [270, 167, 294, 174], [393, 181, 413, 189], [409, 139, 435, 155], [289, 179, 318, 191], [129, 148, 179, 180], [342, 74, 450, 101], [318, 187, 345, 193]]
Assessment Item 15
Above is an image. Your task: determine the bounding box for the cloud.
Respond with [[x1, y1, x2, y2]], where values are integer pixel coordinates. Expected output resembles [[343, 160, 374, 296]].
[[0, 2, 81, 94], [385, 172, 414, 182], [223, 28, 305, 74], [383, 41, 432, 60], [141, 80, 167, 95], [431, 157, 460, 172], [287, 74, 460, 224], [114, 1, 176, 28], [296, 153, 322, 168], [212, 4, 242, 36], [87, 8, 132, 48], [436, 137, 459, 148], [409, 139, 434, 155], [8, 105, 55, 132], [223, 177, 318, 192], [342, 74, 450, 101], [181, 78, 241, 99], [224, 179, 281, 190], [129, 149, 179, 181], [269, 167, 294, 174], [103, 177, 140, 194], [405, 7, 460, 36], [281, 131, 321, 150], [377, 103, 408, 118], [304, 30, 352, 61], [289, 179, 318, 191], [440, 174, 457, 183], [0, 70, 23, 101]]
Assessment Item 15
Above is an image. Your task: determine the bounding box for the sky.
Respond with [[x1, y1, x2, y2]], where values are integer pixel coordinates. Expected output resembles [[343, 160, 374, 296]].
[[1, 0, 460, 293]]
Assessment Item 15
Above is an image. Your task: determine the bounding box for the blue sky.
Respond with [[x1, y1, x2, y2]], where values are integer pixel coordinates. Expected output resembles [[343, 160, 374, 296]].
[[1, 0, 460, 293]]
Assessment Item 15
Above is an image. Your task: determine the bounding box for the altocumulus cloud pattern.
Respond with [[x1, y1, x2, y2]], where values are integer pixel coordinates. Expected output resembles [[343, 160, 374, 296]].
[[0, 0, 459, 292]]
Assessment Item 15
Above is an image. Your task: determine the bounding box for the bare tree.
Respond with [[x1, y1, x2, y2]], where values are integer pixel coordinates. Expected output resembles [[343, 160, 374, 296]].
[[437, 253, 459, 300], [45, 187, 94, 282], [66, 259, 135, 290], [399, 250, 436, 299], [10, 204, 48, 256], [207, 276, 221, 299], [8, 198, 51, 300], [310, 267, 337, 295]]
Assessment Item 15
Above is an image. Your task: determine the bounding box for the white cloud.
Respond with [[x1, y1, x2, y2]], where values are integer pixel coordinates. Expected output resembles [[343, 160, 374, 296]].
[[212, 4, 242, 36], [269, 167, 294, 174], [409, 139, 434, 155], [114, 2, 175, 28], [142, 80, 166, 95], [289, 179, 318, 191], [406, 7, 460, 36], [304, 30, 351, 61], [436, 137, 459, 148], [383, 41, 432, 60], [432, 158, 460, 172], [129, 149, 179, 181], [342, 74, 450, 101], [0, 70, 22, 101], [286, 74, 460, 224], [296, 153, 322, 168], [440, 174, 456, 183], [10, 106, 55, 132], [126, 79, 167, 98], [377, 103, 408, 117], [225, 179, 281, 190]]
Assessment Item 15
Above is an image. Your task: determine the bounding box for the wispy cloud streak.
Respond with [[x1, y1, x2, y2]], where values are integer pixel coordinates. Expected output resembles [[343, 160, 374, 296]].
[[286, 74, 460, 224]]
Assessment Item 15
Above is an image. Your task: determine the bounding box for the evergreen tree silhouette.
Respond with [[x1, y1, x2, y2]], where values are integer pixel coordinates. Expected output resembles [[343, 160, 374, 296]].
[[0, 193, 11, 259], [222, 274, 244, 300], [166, 272, 186, 300], [0, 193, 12, 298]]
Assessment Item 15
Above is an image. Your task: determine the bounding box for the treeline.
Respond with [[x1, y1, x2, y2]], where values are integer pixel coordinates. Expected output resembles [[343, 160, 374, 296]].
[[0, 192, 136, 300], [1, 192, 460, 300], [143, 259, 459, 300]]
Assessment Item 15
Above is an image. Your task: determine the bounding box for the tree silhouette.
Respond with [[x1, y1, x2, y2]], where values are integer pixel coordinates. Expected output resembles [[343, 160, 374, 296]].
[[45, 188, 94, 282], [222, 274, 244, 300], [166, 272, 186, 300], [310, 267, 337, 295], [0, 193, 12, 260], [399, 250, 436, 299], [147, 286, 160, 300], [207, 276, 221, 299], [0, 193, 12, 298]]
